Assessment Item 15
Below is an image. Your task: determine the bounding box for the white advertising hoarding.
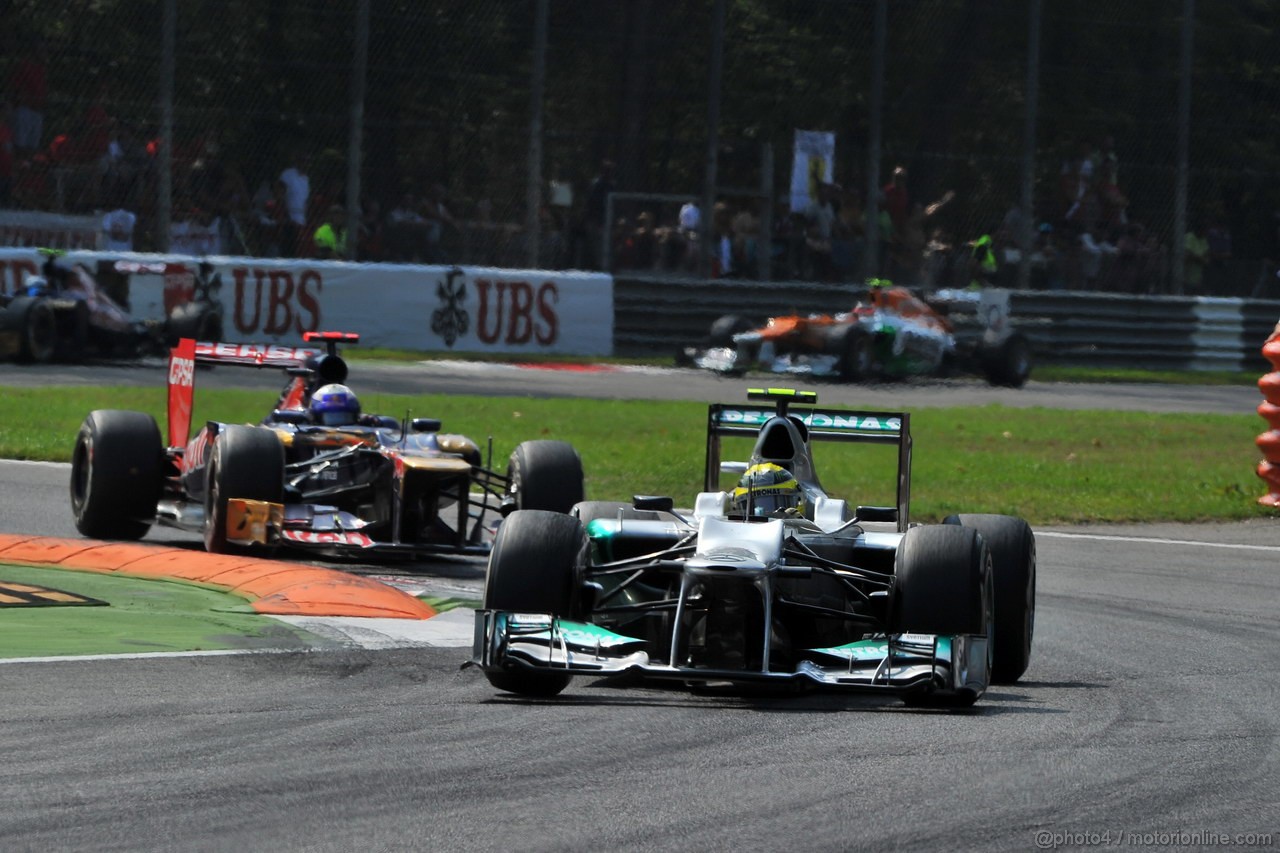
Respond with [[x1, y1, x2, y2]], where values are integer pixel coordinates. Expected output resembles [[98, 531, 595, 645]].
[[0, 249, 615, 356]]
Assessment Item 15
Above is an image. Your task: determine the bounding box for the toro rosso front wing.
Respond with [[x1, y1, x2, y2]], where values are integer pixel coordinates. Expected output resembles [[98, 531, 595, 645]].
[[472, 611, 990, 698]]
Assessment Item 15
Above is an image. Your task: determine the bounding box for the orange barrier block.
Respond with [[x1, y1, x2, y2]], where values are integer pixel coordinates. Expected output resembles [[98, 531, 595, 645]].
[[0, 534, 436, 619]]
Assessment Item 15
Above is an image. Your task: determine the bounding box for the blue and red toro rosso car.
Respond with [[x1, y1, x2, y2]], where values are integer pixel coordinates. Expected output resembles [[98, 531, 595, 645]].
[[69, 331, 584, 559]]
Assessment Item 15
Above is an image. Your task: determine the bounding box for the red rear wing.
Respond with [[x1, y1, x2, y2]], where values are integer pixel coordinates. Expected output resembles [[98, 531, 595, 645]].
[[192, 341, 324, 367], [166, 333, 360, 445]]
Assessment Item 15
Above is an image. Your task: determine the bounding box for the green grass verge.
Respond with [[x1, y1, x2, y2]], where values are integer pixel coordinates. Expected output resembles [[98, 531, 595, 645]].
[[2, 383, 1272, 526], [0, 563, 327, 658]]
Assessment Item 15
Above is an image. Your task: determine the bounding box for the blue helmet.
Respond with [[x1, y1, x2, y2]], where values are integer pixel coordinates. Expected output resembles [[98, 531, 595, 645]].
[[309, 383, 360, 426]]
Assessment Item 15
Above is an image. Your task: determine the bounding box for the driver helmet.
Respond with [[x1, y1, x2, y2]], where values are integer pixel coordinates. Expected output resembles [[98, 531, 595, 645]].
[[732, 462, 804, 517], [309, 383, 361, 426], [23, 275, 49, 297]]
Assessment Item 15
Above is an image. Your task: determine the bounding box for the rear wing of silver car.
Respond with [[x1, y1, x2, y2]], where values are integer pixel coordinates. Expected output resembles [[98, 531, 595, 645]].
[[704, 388, 912, 530]]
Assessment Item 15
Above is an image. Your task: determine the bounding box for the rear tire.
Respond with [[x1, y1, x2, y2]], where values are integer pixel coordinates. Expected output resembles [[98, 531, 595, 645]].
[[944, 513, 1036, 683], [203, 425, 285, 553], [507, 440, 584, 513], [835, 327, 874, 381], [483, 510, 586, 697], [70, 410, 163, 540], [983, 332, 1032, 387], [12, 297, 57, 363]]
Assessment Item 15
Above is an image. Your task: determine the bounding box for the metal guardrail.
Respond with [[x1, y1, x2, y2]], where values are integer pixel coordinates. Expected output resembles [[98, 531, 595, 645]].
[[613, 274, 1280, 373]]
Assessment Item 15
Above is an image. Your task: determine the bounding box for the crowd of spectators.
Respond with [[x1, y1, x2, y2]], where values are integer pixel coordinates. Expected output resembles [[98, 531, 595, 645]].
[[0, 53, 1260, 298]]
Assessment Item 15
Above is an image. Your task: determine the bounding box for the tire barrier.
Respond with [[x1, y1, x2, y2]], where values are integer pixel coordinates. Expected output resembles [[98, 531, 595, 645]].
[[1255, 324, 1280, 506]]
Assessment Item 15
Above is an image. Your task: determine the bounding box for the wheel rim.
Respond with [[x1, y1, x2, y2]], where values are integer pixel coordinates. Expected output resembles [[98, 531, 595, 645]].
[[70, 434, 92, 513]]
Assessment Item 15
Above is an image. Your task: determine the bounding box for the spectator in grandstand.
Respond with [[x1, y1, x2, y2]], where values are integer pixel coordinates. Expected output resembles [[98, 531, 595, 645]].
[[920, 226, 955, 290], [1079, 222, 1116, 289], [385, 191, 428, 261], [711, 201, 736, 278], [9, 39, 47, 155], [625, 210, 658, 270], [99, 121, 148, 209], [1060, 138, 1097, 227], [313, 204, 348, 259], [101, 204, 137, 252], [278, 150, 311, 257], [581, 159, 616, 270], [1106, 223, 1152, 294], [1183, 219, 1210, 293], [356, 196, 384, 261], [731, 200, 762, 278], [888, 190, 953, 287], [881, 165, 910, 236], [803, 182, 839, 281], [421, 182, 457, 263], [249, 178, 287, 257]]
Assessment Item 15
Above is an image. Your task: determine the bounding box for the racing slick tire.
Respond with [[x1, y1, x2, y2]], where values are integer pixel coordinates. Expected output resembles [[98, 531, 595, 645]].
[[203, 425, 285, 554], [70, 409, 163, 541], [981, 332, 1032, 388], [891, 524, 990, 637], [708, 314, 755, 347], [944, 513, 1036, 684], [833, 327, 874, 381], [8, 296, 57, 364], [483, 509, 586, 697], [507, 440, 584, 514], [892, 524, 993, 709]]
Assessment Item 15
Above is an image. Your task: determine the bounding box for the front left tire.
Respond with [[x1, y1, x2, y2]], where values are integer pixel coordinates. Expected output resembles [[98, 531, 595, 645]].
[[70, 409, 163, 540]]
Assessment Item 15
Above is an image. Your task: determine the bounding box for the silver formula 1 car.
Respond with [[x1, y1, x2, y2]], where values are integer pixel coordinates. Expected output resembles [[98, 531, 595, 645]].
[[473, 388, 1035, 706], [69, 332, 584, 560]]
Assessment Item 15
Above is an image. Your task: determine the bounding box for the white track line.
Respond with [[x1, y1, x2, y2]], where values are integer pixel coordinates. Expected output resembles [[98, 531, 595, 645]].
[[1037, 530, 1280, 553]]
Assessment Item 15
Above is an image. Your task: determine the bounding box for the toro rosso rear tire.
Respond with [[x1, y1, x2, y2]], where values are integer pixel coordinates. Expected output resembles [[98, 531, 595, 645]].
[[203, 426, 285, 554], [944, 513, 1036, 683], [70, 410, 163, 540], [11, 297, 57, 364], [507, 440, 584, 514], [483, 510, 585, 697]]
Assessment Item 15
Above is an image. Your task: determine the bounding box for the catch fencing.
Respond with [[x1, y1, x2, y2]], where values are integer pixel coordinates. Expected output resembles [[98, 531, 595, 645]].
[[3, 1, 1277, 297]]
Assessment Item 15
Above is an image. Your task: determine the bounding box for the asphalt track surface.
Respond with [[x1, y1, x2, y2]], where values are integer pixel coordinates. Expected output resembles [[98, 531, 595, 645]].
[[2, 365, 1278, 851]]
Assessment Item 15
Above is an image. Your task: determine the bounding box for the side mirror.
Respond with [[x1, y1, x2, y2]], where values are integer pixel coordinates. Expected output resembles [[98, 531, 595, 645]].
[[719, 461, 748, 475], [632, 495, 674, 512], [411, 418, 442, 433]]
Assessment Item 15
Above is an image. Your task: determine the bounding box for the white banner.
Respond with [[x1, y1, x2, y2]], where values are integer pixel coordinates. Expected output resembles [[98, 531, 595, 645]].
[[0, 249, 615, 356], [790, 129, 837, 213]]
